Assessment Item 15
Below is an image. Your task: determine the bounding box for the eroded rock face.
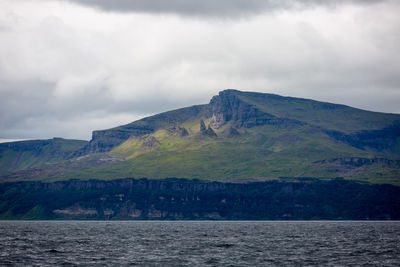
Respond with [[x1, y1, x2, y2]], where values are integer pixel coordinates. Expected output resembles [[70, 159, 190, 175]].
[[120, 202, 142, 218], [200, 120, 217, 137], [221, 127, 240, 138], [178, 127, 189, 137], [53, 204, 97, 216], [209, 90, 242, 128], [209, 90, 273, 129], [168, 126, 190, 137], [206, 125, 217, 137], [210, 112, 225, 129], [7, 178, 400, 220], [209, 90, 305, 129], [140, 136, 161, 151], [200, 120, 207, 131], [79, 126, 154, 155]]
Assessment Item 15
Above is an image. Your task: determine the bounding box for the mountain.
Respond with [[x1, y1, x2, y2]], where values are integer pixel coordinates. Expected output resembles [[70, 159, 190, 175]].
[[1, 89, 400, 185]]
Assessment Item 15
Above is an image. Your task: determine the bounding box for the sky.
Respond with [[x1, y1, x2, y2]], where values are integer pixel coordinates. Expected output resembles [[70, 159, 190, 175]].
[[0, 0, 399, 141]]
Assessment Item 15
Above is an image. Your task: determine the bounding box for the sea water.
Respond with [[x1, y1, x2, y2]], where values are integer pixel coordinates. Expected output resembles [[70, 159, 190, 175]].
[[0, 221, 399, 266]]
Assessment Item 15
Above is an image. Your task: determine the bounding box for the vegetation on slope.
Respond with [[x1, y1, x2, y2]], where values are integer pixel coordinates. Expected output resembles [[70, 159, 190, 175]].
[[55, 121, 400, 185], [1, 89, 399, 185], [236, 91, 400, 133], [0, 138, 88, 174]]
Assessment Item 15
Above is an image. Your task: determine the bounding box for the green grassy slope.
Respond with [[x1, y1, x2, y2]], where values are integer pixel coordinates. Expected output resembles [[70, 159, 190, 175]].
[[54, 121, 400, 185], [236, 91, 400, 133], [81, 104, 209, 154], [2, 89, 400, 185], [115, 104, 209, 131], [0, 138, 88, 174]]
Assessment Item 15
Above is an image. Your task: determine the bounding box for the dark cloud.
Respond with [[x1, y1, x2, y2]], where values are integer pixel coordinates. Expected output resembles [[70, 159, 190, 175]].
[[65, 0, 385, 17]]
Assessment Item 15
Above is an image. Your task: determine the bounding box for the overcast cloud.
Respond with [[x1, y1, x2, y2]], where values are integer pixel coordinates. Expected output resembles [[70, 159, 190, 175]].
[[0, 0, 399, 140], [66, 0, 385, 17]]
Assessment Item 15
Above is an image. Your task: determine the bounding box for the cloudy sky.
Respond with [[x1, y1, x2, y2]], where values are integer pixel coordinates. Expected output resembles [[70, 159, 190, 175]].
[[1, 0, 399, 141]]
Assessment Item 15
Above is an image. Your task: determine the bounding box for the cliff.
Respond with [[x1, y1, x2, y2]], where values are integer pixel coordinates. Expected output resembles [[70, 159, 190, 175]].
[[1, 178, 399, 220]]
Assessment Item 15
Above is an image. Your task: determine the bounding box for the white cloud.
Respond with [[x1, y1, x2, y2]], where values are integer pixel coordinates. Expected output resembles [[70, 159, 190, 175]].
[[0, 0, 399, 140]]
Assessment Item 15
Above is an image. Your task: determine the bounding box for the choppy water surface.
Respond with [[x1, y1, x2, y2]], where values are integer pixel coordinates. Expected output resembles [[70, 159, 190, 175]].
[[0, 221, 399, 266]]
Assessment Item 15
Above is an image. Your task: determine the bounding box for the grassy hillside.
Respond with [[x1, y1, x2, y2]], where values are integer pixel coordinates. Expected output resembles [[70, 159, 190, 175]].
[[0, 138, 88, 174], [81, 104, 209, 154], [54, 121, 400, 185], [237, 91, 400, 133], [1, 89, 400, 185]]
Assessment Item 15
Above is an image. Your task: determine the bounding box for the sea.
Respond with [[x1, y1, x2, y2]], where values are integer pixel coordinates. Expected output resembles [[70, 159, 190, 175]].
[[0, 221, 399, 266]]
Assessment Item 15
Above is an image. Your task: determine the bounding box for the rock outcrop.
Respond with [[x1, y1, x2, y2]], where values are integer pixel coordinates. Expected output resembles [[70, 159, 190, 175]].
[[209, 89, 292, 129], [140, 136, 161, 151], [200, 119, 207, 131], [77, 126, 154, 155], [178, 127, 189, 137], [168, 126, 189, 137], [200, 120, 217, 137], [221, 126, 240, 138]]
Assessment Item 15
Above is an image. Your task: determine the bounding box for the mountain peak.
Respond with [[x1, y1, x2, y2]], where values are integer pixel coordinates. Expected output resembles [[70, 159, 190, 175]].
[[209, 89, 275, 129], [218, 88, 243, 94]]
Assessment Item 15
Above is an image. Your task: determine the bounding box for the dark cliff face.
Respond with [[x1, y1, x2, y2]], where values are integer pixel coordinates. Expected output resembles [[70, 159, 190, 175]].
[[209, 90, 301, 129], [209, 89, 263, 128], [80, 126, 154, 154], [199, 120, 217, 137], [1, 178, 400, 220], [325, 122, 400, 152]]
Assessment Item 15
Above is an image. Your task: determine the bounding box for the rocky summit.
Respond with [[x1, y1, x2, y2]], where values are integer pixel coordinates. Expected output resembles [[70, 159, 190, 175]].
[[1, 89, 400, 185]]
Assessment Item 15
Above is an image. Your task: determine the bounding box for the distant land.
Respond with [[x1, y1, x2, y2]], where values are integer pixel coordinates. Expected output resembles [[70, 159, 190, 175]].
[[1, 89, 400, 220], [1, 89, 399, 185]]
